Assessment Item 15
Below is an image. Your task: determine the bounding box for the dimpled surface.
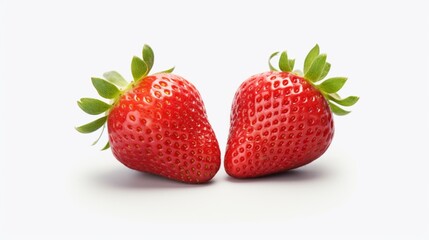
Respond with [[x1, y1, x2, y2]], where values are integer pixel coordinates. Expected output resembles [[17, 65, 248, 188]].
[[108, 73, 220, 183], [225, 71, 334, 178]]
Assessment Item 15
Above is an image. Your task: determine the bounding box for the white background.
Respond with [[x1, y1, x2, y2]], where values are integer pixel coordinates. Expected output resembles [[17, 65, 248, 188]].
[[1, 0, 428, 239]]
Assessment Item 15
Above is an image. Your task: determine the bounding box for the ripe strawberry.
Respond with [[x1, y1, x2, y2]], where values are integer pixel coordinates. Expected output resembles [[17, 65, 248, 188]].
[[76, 45, 220, 183], [225, 45, 358, 178]]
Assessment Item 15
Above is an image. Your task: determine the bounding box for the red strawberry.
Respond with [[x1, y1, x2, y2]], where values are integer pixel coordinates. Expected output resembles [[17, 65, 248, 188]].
[[225, 45, 358, 178], [76, 45, 220, 183]]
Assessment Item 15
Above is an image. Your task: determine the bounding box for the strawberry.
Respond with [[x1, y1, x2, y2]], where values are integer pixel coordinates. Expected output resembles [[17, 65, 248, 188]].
[[76, 45, 221, 183], [224, 45, 358, 178]]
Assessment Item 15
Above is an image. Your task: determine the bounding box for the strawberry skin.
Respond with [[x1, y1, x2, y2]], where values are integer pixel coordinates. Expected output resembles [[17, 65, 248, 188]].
[[225, 71, 334, 178], [224, 45, 358, 178], [76, 45, 220, 183], [108, 73, 220, 183]]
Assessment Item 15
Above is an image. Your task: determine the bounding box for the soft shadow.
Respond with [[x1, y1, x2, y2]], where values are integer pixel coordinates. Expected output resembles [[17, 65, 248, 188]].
[[93, 168, 215, 189], [225, 165, 330, 183]]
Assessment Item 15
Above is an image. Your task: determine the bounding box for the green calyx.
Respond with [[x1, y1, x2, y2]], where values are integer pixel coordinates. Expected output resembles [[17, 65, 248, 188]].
[[268, 44, 359, 116], [76, 44, 175, 150]]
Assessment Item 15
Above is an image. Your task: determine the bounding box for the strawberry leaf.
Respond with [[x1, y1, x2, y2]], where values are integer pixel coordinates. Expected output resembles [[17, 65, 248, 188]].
[[156, 66, 175, 74], [103, 71, 128, 88], [142, 44, 154, 73], [304, 54, 327, 82], [77, 98, 111, 115], [101, 141, 110, 150], [131, 56, 148, 80], [317, 62, 331, 82], [75, 116, 107, 133], [279, 51, 293, 72], [268, 52, 279, 71], [329, 94, 359, 106], [91, 78, 120, 99], [304, 44, 320, 74], [318, 77, 347, 93], [330, 92, 341, 99], [329, 102, 350, 116], [288, 59, 295, 71]]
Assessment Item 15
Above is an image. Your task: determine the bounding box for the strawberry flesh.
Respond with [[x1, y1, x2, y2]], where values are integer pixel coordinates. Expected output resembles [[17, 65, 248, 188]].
[[225, 71, 334, 178], [108, 73, 221, 183]]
